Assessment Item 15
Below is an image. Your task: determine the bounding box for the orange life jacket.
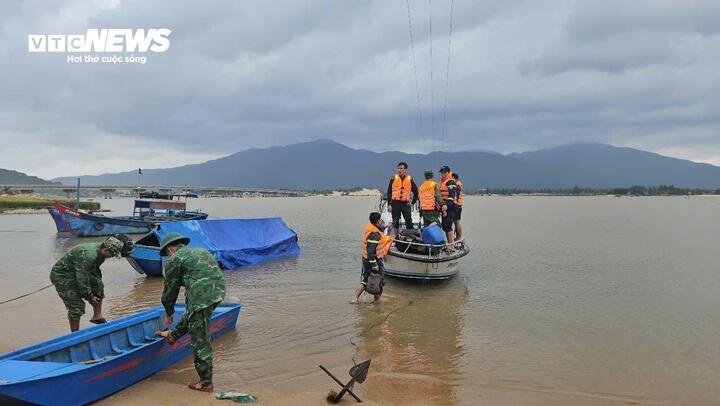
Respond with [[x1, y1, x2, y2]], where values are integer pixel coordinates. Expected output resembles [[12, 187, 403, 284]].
[[456, 180, 464, 206], [390, 175, 412, 202], [363, 222, 392, 260], [440, 172, 454, 202], [419, 180, 438, 211]]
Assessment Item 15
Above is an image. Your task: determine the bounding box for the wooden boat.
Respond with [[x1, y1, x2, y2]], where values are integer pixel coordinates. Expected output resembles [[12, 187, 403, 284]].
[[48, 207, 71, 233], [127, 218, 301, 277], [0, 303, 241, 405], [53, 200, 208, 237]]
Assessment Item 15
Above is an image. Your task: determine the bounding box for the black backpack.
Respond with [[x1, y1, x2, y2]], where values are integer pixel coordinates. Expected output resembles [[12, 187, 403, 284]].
[[365, 272, 382, 295]]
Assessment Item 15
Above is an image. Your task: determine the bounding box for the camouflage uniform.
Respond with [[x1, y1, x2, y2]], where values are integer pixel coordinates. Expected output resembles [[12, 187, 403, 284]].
[[161, 244, 226, 385], [421, 182, 443, 227], [50, 243, 107, 321]]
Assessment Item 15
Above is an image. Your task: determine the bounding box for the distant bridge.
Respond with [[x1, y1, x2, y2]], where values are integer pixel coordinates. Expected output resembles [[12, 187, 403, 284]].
[[3, 184, 311, 198]]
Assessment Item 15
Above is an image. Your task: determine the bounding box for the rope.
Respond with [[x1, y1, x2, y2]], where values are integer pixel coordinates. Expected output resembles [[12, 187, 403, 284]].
[[405, 0, 425, 146], [0, 284, 53, 305], [349, 298, 414, 365], [440, 0, 455, 150]]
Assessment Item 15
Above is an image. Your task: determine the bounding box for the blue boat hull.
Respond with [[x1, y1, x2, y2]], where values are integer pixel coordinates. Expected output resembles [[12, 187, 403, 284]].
[[0, 304, 240, 405], [47, 208, 71, 233], [55, 203, 209, 237], [126, 245, 164, 277], [64, 214, 153, 236]]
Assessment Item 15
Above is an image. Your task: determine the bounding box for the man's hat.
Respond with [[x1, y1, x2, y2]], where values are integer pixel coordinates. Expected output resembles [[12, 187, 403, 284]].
[[424, 170, 434, 178], [159, 232, 191, 256], [101, 237, 124, 257], [439, 165, 451, 173]]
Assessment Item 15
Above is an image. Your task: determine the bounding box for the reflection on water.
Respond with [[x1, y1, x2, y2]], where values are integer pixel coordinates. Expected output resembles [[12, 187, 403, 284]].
[[353, 278, 468, 405], [107, 277, 165, 318]]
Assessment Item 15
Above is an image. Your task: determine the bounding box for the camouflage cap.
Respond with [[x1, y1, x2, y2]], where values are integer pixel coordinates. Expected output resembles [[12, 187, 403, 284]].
[[101, 236, 124, 257], [159, 232, 191, 256]]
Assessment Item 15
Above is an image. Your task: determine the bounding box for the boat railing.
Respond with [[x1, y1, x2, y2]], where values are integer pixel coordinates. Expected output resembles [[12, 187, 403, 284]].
[[391, 234, 467, 259]]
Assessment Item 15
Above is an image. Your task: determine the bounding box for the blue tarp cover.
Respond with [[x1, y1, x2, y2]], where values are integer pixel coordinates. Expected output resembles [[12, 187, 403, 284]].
[[154, 218, 300, 269]]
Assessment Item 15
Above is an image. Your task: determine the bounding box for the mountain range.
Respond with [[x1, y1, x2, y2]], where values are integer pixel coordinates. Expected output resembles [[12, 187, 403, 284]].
[[0, 168, 56, 185], [50, 140, 720, 190]]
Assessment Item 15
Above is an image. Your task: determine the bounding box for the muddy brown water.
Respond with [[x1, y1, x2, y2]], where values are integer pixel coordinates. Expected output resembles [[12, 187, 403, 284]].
[[1, 196, 719, 405]]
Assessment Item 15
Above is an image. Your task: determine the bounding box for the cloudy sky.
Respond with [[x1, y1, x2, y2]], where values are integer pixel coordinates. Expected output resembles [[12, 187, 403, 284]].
[[1, 0, 719, 178]]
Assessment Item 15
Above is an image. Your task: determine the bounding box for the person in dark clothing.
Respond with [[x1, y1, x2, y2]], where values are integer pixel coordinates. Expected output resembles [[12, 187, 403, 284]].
[[439, 166, 460, 248], [386, 162, 418, 236], [351, 212, 390, 304], [452, 172, 464, 241]]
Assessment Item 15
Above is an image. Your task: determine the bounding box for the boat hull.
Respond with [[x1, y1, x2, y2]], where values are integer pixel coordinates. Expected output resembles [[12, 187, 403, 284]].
[[126, 245, 164, 277], [383, 249, 469, 280], [0, 304, 240, 406], [47, 207, 71, 233], [55, 203, 208, 237]]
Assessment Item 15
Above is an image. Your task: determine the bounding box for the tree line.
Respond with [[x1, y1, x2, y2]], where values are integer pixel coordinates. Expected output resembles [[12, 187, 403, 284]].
[[470, 185, 720, 196]]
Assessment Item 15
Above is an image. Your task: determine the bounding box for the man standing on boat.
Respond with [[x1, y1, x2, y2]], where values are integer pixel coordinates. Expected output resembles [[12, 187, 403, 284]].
[[439, 166, 460, 248], [50, 236, 125, 332], [351, 212, 392, 304], [155, 232, 226, 393], [452, 172, 464, 241], [386, 162, 418, 236], [418, 170, 443, 227]]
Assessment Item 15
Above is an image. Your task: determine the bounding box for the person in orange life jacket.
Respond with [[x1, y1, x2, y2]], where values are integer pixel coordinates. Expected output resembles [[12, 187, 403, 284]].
[[452, 172, 464, 241], [350, 212, 391, 304], [386, 162, 418, 236], [418, 170, 443, 227], [439, 166, 459, 247]]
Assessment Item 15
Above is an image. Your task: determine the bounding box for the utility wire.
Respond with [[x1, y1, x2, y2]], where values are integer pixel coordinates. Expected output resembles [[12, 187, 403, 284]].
[[428, 0, 435, 146], [441, 0, 455, 152], [405, 0, 425, 151]]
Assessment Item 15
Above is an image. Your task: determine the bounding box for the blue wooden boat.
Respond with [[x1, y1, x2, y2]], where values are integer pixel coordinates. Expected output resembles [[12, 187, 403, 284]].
[[54, 201, 209, 237], [48, 207, 71, 233], [0, 303, 240, 405], [128, 218, 301, 277]]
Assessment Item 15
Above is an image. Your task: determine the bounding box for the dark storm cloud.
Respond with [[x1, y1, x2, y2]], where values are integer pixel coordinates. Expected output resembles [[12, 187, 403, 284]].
[[1, 0, 719, 177]]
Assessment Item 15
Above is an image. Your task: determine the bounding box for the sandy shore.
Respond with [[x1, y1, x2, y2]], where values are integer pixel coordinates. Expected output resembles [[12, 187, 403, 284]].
[[103, 378, 383, 406]]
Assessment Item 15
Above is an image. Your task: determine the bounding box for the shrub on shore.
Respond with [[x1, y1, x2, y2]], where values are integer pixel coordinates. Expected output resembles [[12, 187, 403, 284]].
[[0, 195, 100, 212]]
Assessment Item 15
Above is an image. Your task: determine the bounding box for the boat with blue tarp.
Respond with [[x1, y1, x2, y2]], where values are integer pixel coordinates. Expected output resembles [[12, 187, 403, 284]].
[[127, 218, 301, 276], [0, 303, 240, 405], [53, 198, 209, 237]]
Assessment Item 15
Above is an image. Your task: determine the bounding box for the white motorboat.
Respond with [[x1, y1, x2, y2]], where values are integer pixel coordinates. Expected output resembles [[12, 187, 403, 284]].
[[378, 199, 470, 280]]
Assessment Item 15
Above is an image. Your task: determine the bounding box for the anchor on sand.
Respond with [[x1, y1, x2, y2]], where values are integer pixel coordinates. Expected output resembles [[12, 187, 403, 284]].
[[319, 360, 371, 403]]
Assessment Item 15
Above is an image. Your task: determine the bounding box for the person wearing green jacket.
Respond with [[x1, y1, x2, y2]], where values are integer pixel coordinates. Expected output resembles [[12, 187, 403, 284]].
[[50, 236, 124, 332], [155, 232, 226, 393]]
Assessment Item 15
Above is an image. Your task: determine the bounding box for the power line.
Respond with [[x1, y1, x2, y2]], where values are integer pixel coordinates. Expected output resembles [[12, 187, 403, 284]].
[[428, 0, 435, 146], [405, 0, 425, 144], [441, 0, 455, 151]]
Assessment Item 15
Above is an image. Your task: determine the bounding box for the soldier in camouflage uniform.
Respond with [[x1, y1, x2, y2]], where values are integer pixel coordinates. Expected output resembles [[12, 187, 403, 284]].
[[50, 236, 124, 332], [155, 232, 226, 392]]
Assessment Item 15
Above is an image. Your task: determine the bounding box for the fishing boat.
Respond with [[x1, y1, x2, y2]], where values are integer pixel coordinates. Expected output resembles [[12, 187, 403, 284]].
[[48, 206, 71, 233], [379, 199, 470, 280], [53, 199, 208, 237], [127, 218, 301, 276], [0, 303, 241, 406]]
